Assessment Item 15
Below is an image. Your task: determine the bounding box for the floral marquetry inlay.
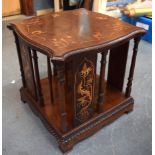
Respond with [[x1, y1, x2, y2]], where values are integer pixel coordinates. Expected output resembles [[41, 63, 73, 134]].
[[11, 8, 145, 59], [75, 58, 95, 123]]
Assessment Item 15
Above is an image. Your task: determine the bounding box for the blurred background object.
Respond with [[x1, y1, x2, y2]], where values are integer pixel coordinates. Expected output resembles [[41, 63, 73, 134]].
[[122, 0, 152, 17], [2, 0, 21, 17]]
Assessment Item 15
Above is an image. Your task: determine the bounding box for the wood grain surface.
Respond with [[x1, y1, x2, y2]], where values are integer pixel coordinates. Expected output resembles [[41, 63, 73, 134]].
[[10, 9, 145, 60]]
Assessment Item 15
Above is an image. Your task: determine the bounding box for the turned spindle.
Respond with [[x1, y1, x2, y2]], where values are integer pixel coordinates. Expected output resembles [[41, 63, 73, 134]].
[[97, 50, 108, 113], [13, 30, 26, 88], [47, 57, 54, 104], [125, 37, 140, 97], [32, 49, 44, 106]]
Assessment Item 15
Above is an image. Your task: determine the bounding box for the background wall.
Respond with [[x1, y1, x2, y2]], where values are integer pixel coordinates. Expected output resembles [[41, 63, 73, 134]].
[[2, 0, 21, 17]]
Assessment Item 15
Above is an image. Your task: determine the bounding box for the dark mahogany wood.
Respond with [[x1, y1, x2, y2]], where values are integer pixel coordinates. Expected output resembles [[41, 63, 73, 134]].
[[32, 49, 44, 106], [66, 52, 97, 126], [47, 57, 54, 103], [20, 0, 34, 16], [8, 9, 145, 153], [108, 41, 129, 92], [18, 40, 37, 100], [97, 50, 108, 113], [54, 61, 68, 133], [11, 29, 26, 88], [9, 9, 145, 60], [125, 37, 141, 97], [84, 0, 94, 10], [77, 0, 94, 10]]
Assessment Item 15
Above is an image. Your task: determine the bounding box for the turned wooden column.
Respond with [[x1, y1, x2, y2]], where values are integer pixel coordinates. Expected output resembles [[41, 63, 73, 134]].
[[97, 50, 108, 113], [125, 37, 141, 97], [54, 61, 68, 133], [47, 57, 54, 104], [32, 49, 44, 106], [12, 30, 26, 88]]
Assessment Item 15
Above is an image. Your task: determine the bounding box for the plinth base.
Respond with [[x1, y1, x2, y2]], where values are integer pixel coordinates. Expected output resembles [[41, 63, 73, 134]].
[[20, 77, 134, 153]]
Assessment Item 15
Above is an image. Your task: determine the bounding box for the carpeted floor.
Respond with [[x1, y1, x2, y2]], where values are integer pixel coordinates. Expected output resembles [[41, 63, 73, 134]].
[[2, 19, 152, 155]]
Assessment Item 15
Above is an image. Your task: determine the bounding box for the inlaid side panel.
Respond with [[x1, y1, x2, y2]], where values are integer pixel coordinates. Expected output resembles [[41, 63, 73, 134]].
[[19, 39, 37, 99], [75, 58, 95, 123], [67, 52, 97, 126]]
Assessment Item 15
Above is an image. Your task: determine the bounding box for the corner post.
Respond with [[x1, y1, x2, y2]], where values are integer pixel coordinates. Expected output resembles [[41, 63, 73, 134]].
[[54, 61, 68, 133], [7, 25, 26, 88], [125, 37, 141, 97]]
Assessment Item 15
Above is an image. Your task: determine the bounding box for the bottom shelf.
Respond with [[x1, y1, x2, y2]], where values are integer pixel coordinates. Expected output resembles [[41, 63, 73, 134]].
[[25, 77, 131, 131], [20, 76, 134, 152]]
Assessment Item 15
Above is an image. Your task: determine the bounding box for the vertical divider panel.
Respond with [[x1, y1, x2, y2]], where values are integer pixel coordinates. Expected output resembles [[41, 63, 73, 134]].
[[107, 41, 129, 92], [18, 39, 37, 100], [71, 52, 97, 126]]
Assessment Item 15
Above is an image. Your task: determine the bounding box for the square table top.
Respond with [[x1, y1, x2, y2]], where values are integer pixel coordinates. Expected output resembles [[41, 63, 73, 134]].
[[11, 9, 145, 60]]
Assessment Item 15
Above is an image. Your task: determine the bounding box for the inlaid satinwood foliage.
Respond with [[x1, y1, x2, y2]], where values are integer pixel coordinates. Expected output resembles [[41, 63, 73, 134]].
[[75, 58, 95, 122], [10, 8, 145, 60]]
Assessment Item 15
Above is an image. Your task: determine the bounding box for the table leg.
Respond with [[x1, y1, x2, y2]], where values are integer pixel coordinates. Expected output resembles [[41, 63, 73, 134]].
[[54, 61, 68, 133]]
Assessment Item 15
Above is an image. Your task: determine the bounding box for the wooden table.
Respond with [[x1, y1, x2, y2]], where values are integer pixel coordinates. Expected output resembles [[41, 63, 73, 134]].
[[8, 9, 145, 153]]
